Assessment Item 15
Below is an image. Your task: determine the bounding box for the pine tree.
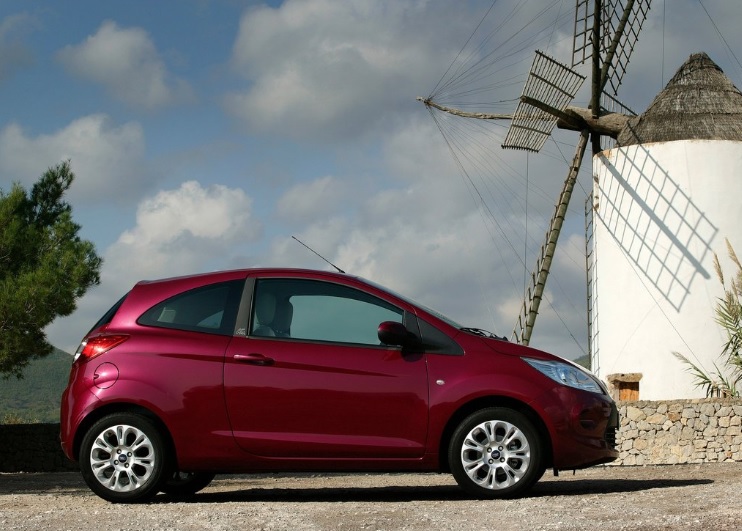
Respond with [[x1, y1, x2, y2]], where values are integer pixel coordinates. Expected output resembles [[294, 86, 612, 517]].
[[0, 161, 102, 378]]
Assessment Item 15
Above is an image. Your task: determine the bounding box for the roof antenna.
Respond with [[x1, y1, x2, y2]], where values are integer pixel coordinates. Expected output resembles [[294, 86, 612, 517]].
[[292, 235, 346, 274]]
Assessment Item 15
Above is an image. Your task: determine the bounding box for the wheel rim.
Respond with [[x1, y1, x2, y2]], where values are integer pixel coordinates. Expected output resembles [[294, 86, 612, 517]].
[[89, 424, 156, 493], [459, 419, 531, 490]]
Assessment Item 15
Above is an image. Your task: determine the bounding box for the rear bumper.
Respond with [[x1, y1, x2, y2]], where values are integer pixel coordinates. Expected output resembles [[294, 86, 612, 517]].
[[59, 364, 100, 462]]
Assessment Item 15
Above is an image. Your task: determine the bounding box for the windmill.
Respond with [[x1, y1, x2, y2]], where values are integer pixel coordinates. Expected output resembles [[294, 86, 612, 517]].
[[420, 0, 651, 346]]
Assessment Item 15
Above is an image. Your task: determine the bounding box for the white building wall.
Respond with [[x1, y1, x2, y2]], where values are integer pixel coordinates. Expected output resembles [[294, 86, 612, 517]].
[[592, 139, 742, 400]]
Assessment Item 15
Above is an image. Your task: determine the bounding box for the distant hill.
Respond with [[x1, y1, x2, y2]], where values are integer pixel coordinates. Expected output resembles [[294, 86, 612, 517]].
[[0, 348, 73, 423]]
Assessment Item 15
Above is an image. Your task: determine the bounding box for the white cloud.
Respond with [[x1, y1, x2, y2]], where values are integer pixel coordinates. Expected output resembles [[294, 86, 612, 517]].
[[0, 114, 149, 205], [224, 0, 479, 141], [108, 180, 261, 281], [276, 175, 350, 223], [48, 181, 262, 351], [57, 20, 194, 109]]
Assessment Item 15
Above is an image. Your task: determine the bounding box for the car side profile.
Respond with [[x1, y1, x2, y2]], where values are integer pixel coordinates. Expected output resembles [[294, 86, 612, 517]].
[[60, 268, 618, 503]]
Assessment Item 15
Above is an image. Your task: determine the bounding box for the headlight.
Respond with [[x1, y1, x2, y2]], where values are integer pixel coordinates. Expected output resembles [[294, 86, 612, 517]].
[[523, 358, 604, 394]]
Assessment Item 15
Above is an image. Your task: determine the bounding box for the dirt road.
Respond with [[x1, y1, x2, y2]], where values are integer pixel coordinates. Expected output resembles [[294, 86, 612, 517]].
[[2, 463, 741, 530]]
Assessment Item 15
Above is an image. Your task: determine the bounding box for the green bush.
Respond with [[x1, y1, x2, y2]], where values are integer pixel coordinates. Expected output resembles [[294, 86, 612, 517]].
[[675, 239, 742, 397]]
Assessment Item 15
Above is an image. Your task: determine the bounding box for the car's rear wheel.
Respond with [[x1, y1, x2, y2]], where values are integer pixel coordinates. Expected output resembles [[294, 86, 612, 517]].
[[449, 407, 543, 499], [79, 413, 167, 503], [160, 471, 216, 497]]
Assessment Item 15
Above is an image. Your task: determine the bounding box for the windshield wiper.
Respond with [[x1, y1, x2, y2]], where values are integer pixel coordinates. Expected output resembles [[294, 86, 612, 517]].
[[460, 327, 508, 341]]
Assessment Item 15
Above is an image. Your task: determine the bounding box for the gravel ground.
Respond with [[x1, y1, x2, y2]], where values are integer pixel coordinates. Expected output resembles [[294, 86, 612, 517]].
[[1, 463, 741, 530]]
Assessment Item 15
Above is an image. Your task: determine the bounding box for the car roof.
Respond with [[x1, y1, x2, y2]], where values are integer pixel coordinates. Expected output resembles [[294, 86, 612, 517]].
[[135, 268, 354, 286]]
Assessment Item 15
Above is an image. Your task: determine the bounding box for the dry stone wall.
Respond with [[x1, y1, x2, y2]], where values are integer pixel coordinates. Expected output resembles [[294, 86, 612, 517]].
[[612, 398, 742, 465]]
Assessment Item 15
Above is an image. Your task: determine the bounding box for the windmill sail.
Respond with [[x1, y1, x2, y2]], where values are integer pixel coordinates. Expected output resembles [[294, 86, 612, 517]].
[[502, 51, 586, 152]]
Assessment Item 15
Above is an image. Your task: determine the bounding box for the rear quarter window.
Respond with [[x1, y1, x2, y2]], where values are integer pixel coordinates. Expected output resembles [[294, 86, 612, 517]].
[[138, 280, 244, 336]]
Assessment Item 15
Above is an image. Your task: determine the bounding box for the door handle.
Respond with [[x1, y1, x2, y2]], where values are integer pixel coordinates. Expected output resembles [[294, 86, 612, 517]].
[[233, 353, 275, 366]]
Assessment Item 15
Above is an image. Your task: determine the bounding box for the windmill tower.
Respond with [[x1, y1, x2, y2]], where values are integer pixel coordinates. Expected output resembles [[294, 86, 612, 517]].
[[592, 52, 742, 400]]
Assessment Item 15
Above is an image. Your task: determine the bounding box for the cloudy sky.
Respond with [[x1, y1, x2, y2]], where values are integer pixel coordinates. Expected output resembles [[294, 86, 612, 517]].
[[1, 0, 740, 359]]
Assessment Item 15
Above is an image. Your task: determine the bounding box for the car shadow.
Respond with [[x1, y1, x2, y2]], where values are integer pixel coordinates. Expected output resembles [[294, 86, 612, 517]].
[[155, 476, 714, 504], [0, 472, 713, 501]]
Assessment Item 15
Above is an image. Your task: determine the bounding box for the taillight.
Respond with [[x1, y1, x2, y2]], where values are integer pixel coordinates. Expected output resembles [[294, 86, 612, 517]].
[[74, 335, 129, 362]]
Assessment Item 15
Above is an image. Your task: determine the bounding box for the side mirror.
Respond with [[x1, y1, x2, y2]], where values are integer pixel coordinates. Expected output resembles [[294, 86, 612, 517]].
[[378, 321, 415, 347]]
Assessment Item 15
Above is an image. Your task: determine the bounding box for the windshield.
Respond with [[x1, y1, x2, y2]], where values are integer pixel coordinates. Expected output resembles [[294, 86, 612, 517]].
[[360, 278, 464, 329]]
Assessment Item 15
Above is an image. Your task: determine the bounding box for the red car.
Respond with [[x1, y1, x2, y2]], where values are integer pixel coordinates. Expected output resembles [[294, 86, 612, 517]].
[[60, 268, 618, 503]]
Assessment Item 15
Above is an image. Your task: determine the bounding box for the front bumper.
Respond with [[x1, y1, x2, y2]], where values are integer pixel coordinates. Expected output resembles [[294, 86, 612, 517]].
[[536, 385, 619, 470]]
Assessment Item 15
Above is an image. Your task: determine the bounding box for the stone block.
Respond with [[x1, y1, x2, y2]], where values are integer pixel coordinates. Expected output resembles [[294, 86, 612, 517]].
[[646, 413, 666, 425], [718, 406, 733, 417]]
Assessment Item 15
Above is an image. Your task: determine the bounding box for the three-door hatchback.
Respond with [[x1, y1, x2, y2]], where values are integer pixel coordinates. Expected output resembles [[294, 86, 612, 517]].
[[60, 268, 618, 503]]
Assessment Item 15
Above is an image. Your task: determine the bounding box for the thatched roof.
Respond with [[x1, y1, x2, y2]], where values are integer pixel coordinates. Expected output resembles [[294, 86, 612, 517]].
[[617, 52, 742, 146]]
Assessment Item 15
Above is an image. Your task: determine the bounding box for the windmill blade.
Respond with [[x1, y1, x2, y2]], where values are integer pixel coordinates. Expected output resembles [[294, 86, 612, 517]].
[[572, 0, 603, 67], [502, 51, 586, 152], [598, 0, 652, 98], [573, 0, 651, 106]]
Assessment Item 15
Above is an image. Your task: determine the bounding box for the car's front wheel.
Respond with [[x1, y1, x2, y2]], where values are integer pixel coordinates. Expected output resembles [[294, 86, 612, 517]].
[[79, 413, 167, 503], [449, 407, 544, 498], [160, 471, 216, 497]]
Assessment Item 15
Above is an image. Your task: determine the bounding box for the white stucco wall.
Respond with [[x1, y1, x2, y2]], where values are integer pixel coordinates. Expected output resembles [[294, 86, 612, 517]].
[[591, 139, 742, 400]]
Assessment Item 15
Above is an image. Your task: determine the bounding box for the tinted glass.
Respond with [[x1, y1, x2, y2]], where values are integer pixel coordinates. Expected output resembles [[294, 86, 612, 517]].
[[251, 278, 403, 345], [138, 280, 244, 336], [88, 293, 128, 333]]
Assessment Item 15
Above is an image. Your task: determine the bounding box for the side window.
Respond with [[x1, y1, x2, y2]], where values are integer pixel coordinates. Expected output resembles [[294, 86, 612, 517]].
[[138, 280, 244, 336], [250, 278, 403, 346]]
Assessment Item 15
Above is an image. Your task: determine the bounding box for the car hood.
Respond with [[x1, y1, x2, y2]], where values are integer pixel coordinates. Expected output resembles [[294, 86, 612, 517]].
[[466, 332, 567, 363]]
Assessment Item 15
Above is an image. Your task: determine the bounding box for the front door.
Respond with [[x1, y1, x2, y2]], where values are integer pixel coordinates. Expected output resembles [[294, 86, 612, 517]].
[[224, 277, 429, 459]]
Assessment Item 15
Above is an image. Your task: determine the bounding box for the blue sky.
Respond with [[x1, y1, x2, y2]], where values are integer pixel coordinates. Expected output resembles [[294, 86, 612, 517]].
[[1, 0, 741, 358]]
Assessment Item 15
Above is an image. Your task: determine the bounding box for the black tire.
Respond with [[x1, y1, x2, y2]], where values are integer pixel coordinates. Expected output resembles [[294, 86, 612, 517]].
[[79, 412, 168, 503], [449, 407, 544, 499], [159, 471, 215, 497]]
